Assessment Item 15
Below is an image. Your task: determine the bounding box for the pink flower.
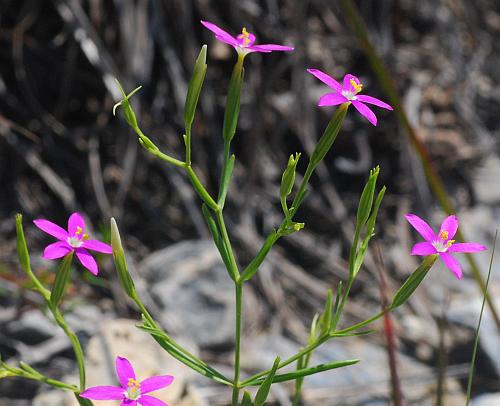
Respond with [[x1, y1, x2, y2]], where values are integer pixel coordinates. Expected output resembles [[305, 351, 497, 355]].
[[307, 69, 393, 126], [200, 20, 294, 56], [33, 212, 112, 276], [405, 213, 487, 279], [80, 356, 174, 406]]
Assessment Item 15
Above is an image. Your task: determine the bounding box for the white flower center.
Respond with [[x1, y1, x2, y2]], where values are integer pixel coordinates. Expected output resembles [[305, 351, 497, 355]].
[[126, 379, 141, 400], [67, 237, 83, 248], [342, 90, 357, 101], [431, 230, 455, 253]]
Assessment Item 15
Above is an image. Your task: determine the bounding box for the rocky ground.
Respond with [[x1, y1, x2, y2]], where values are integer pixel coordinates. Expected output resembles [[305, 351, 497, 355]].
[[1, 0, 500, 404]]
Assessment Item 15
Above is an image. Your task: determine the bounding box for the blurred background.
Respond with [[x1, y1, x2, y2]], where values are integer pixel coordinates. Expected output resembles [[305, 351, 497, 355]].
[[0, 0, 499, 404]]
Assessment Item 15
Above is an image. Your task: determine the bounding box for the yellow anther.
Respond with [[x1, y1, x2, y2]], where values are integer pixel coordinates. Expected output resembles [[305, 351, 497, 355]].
[[82, 233, 89, 240], [127, 378, 140, 389], [350, 79, 363, 94], [75, 226, 83, 236], [446, 239, 455, 247], [439, 230, 449, 240], [240, 27, 251, 45]]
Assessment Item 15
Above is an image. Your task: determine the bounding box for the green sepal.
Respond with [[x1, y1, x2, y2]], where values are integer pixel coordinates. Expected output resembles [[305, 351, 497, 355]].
[[309, 103, 348, 169], [277, 221, 305, 237], [356, 166, 379, 228], [241, 391, 253, 406], [184, 45, 207, 130], [110, 218, 137, 298], [113, 79, 142, 129], [391, 255, 438, 308], [50, 252, 74, 307], [223, 57, 244, 143], [15, 214, 30, 272], [75, 394, 94, 406], [254, 356, 280, 406], [280, 153, 301, 217], [245, 359, 359, 386]]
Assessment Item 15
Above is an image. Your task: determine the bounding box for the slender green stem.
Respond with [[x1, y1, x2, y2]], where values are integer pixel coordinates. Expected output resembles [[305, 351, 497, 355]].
[[185, 127, 192, 166], [50, 305, 86, 391], [134, 127, 186, 168], [232, 283, 243, 405]]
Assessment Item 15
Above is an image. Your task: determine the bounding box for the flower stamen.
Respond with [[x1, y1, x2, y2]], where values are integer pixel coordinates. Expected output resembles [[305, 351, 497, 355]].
[[126, 378, 141, 400]]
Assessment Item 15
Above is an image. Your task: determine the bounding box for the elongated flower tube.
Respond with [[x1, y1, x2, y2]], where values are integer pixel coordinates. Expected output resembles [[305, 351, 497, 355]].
[[80, 356, 174, 405], [201, 20, 294, 56], [307, 69, 393, 126], [33, 212, 112, 276], [405, 214, 487, 279]]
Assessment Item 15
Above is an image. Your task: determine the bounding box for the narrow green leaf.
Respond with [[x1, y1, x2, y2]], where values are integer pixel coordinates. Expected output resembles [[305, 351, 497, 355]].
[[320, 289, 333, 336], [241, 391, 253, 406], [15, 214, 30, 272], [391, 255, 438, 308], [329, 329, 375, 337], [184, 45, 207, 129], [331, 282, 343, 330], [254, 356, 280, 406], [309, 103, 348, 168], [138, 319, 232, 386], [217, 153, 235, 207], [110, 218, 137, 298], [201, 205, 234, 280], [246, 359, 359, 386], [50, 252, 74, 307], [240, 231, 279, 282], [466, 231, 497, 405], [223, 58, 244, 143]]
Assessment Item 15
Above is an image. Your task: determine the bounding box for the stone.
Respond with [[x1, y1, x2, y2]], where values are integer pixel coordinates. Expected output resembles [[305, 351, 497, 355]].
[[140, 240, 236, 348]]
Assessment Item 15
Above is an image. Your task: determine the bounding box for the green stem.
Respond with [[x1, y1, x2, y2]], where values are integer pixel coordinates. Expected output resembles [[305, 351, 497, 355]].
[[50, 304, 87, 391], [185, 127, 192, 166], [232, 282, 243, 405]]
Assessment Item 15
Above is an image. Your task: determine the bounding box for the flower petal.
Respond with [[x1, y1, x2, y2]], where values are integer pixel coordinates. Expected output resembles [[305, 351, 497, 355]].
[[79, 386, 125, 400], [306, 69, 342, 92], [83, 239, 113, 254], [43, 241, 73, 259], [448, 243, 487, 253], [248, 44, 294, 52], [404, 213, 436, 242], [351, 101, 377, 126], [318, 92, 349, 106], [139, 395, 168, 406], [200, 20, 238, 46], [439, 215, 458, 240], [121, 401, 137, 406], [343, 73, 361, 93], [140, 375, 174, 394], [440, 253, 462, 279], [410, 242, 437, 256], [116, 356, 136, 388], [355, 95, 393, 110], [33, 219, 68, 240], [68, 212, 86, 236], [75, 248, 99, 276]]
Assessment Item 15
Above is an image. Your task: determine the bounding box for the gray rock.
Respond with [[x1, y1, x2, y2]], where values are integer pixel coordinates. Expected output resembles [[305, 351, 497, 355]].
[[471, 392, 500, 406], [141, 240, 236, 347]]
